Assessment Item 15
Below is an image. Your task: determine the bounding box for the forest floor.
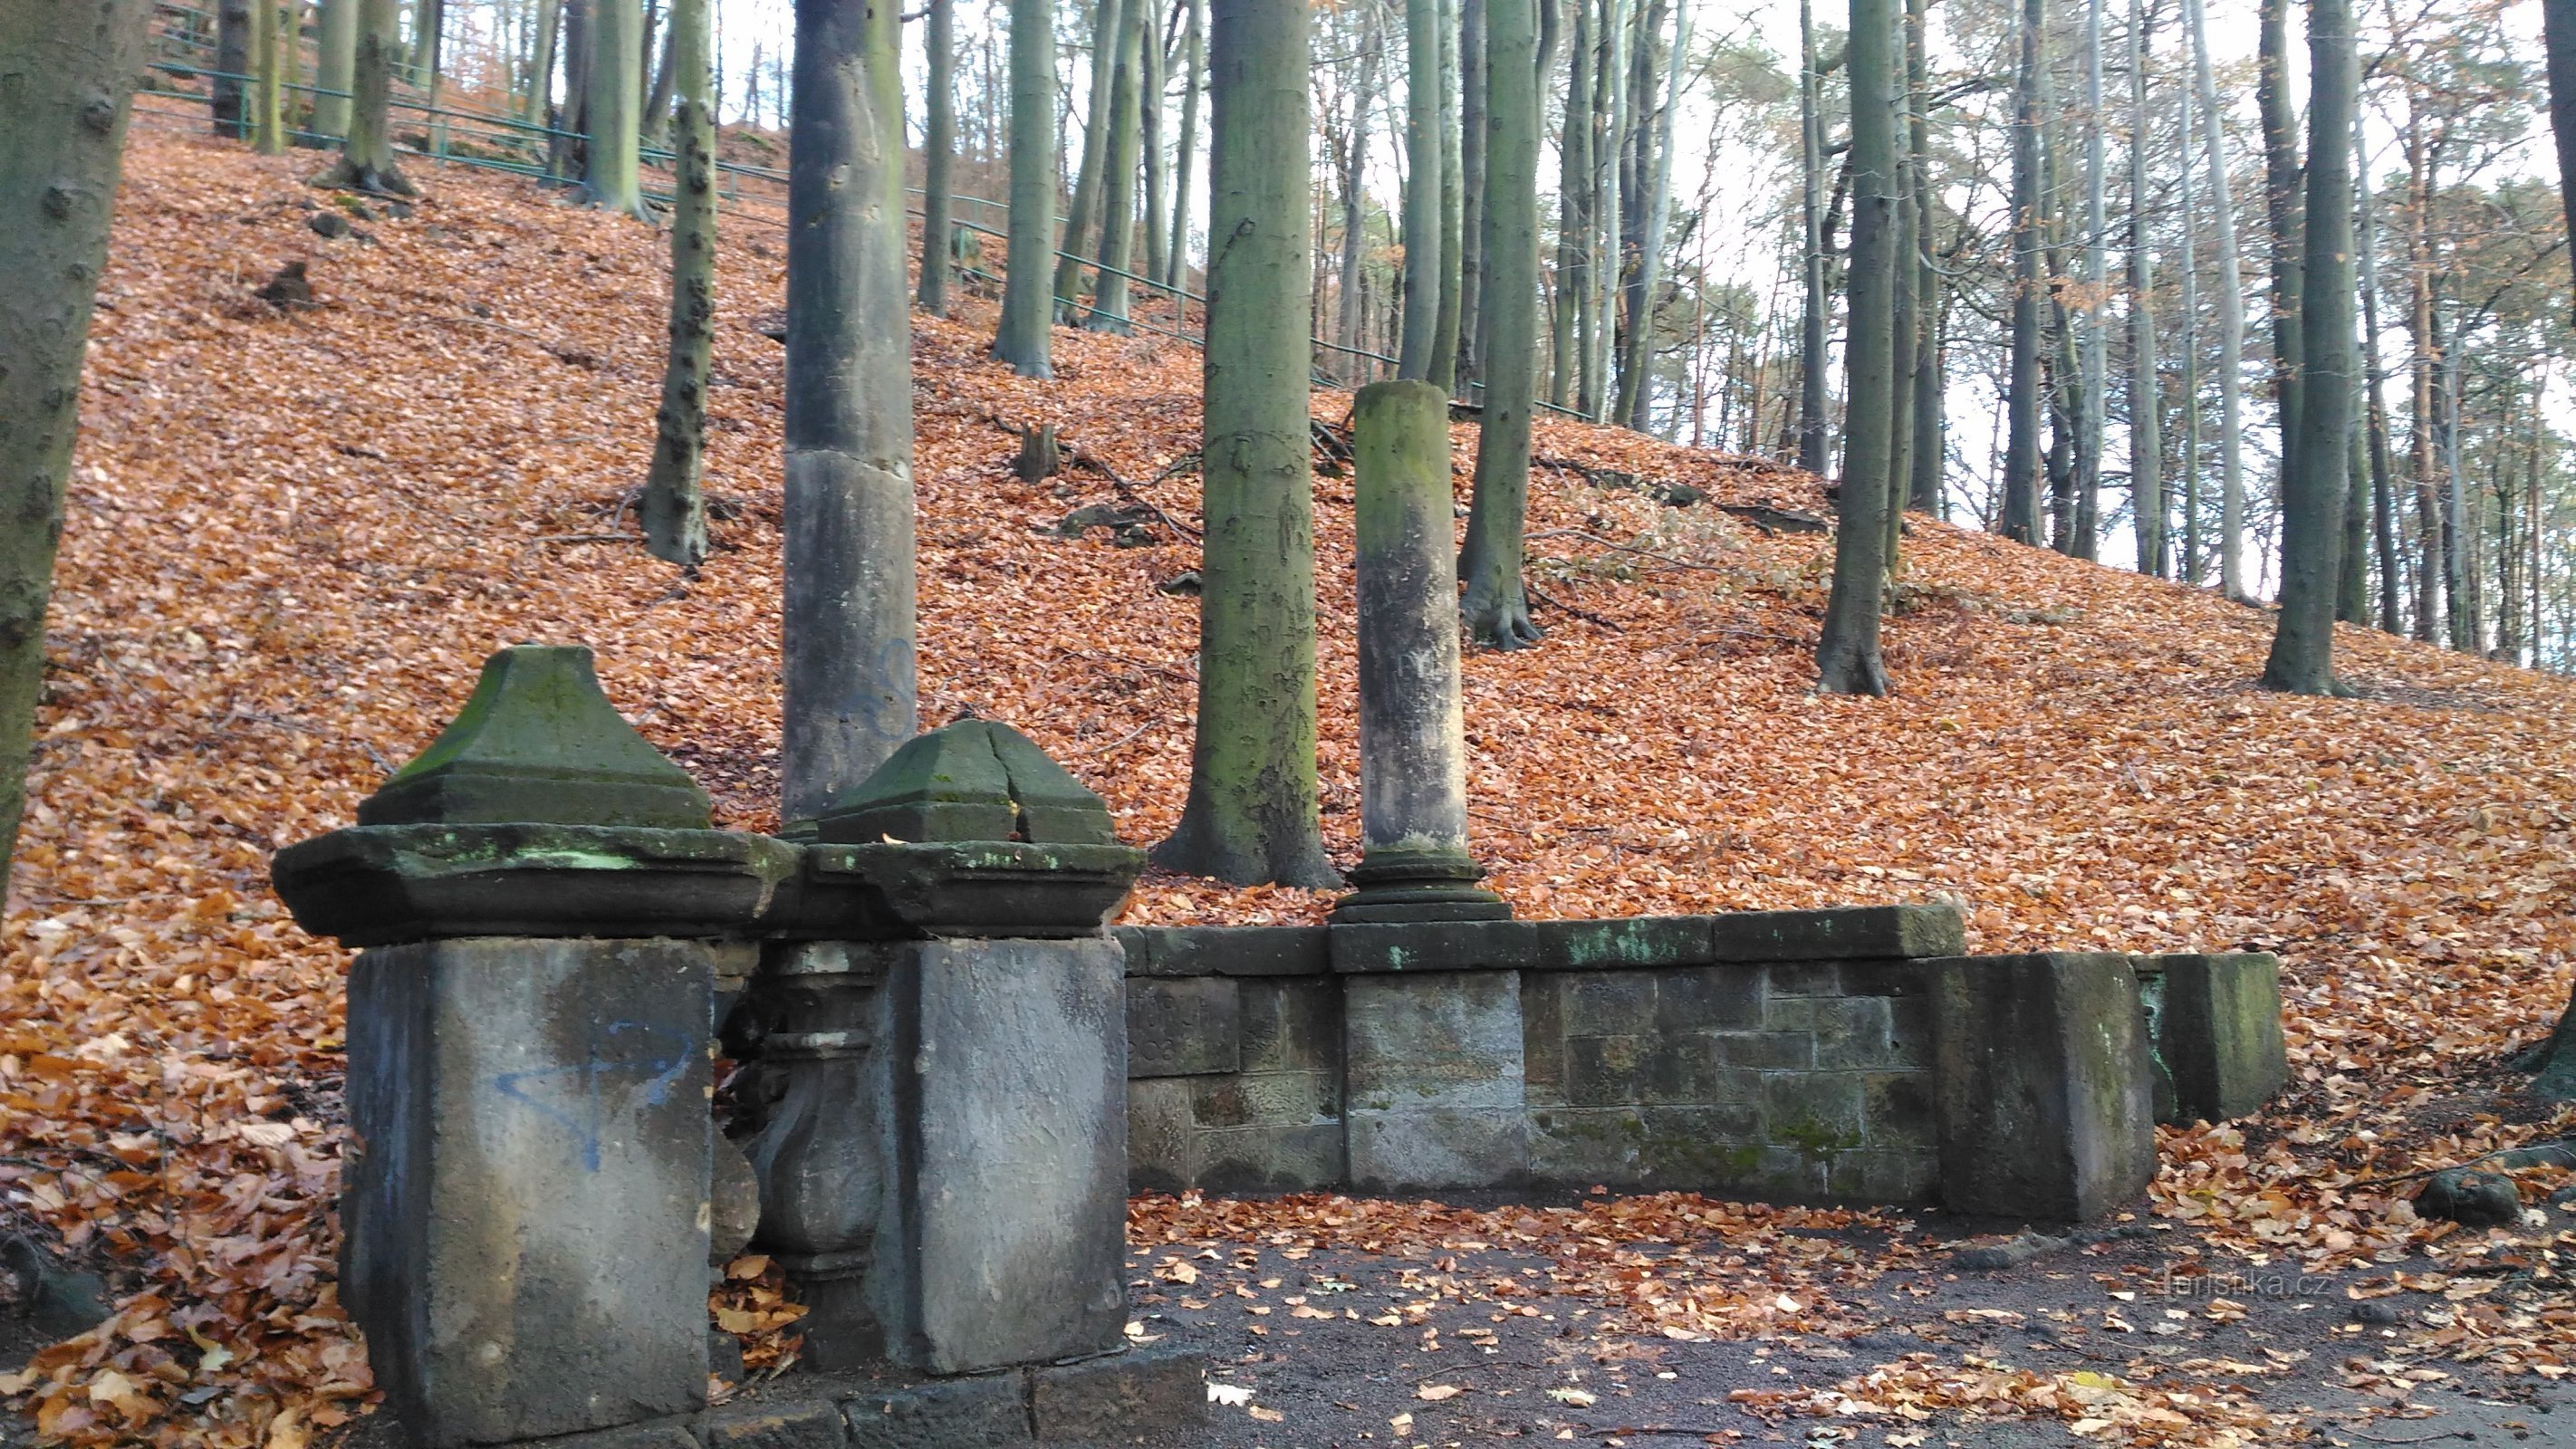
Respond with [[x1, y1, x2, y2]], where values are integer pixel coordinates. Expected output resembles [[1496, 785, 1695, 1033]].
[[4, 127, 2576, 1447]]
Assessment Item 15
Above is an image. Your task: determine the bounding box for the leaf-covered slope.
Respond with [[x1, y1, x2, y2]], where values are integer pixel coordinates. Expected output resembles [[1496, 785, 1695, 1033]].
[[4, 130, 2574, 1443]]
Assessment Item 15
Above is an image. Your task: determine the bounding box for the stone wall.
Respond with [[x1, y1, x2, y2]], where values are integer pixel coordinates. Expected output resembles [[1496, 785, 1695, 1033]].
[[1119, 909, 2285, 1216], [1120, 907, 1956, 1205]]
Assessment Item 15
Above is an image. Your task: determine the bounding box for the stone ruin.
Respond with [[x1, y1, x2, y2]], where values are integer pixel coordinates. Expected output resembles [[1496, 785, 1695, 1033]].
[[267, 387, 2287, 1448]]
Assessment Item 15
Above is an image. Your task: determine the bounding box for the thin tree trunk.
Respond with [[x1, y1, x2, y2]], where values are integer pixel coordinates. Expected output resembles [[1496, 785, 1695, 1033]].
[[1165, 0, 1202, 291], [1456, 0, 1485, 383], [317, 0, 361, 138], [640, 5, 675, 148], [1460, 0, 1542, 648], [2128, 0, 2162, 575], [1817, 0, 1898, 695], [2407, 98, 2442, 641], [551, 0, 591, 179], [1054, 0, 1127, 318], [1333, 14, 1381, 374], [216, 0, 252, 137], [253, 0, 286, 152], [2260, 0, 2355, 695], [2179, 45, 2202, 581], [2186, 0, 2245, 598], [1552, 0, 1592, 408], [1153, 0, 1332, 886], [1140, 0, 1167, 293], [2258, 0, 2304, 492], [1086, 0, 1146, 331], [1400, 0, 1446, 377], [1587, 0, 1628, 421], [1619, 0, 1682, 430], [1793, 0, 1828, 473], [2002, 0, 2043, 541], [1, 0, 150, 900], [1882, 53, 1916, 563], [1905, 0, 1941, 513], [2071, 0, 2107, 560], [642, 0, 714, 566], [516, 0, 558, 139], [318, 0, 416, 193], [992, 0, 1057, 375], [1430, 0, 1465, 388], [918, 0, 956, 313], [781, 0, 918, 822], [584, 0, 649, 217]]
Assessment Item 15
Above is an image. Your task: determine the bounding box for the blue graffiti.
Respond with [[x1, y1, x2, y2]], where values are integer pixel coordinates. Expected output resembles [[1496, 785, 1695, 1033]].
[[494, 1019, 695, 1172]]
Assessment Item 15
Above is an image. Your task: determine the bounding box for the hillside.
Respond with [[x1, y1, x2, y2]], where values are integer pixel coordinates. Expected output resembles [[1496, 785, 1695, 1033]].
[[5, 129, 2576, 1444]]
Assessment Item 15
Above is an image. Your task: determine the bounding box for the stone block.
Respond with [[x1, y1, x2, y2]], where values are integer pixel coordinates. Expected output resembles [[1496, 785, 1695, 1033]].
[[1528, 1108, 1648, 1183], [1124, 977, 1241, 1078], [1857, 1070, 1937, 1148], [1196, 1123, 1347, 1192], [1330, 919, 1541, 974], [1824, 1148, 1939, 1203], [1639, 1041, 1757, 1107], [841, 1373, 1033, 1448], [2132, 954, 2287, 1124], [1126, 1079, 1199, 1193], [1564, 1034, 1649, 1106], [1029, 1346, 1209, 1443], [1651, 968, 1764, 1033], [883, 939, 1129, 1374], [697, 1399, 849, 1448], [1929, 953, 2157, 1222], [1765, 996, 1899, 1069], [1764, 1072, 1864, 1150], [1560, 972, 1659, 1035], [1529, 916, 1716, 970], [1187, 1070, 1337, 1128], [1235, 979, 1339, 1073], [519, 1422, 705, 1449], [1343, 973, 1524, 1112], [1348, 1108, 1529, 1191], [1522, 977, 1566, 1105], [1709, 1032, 1812, 1070], [1113, 926, 1328, 977], [342, 936, 712, 1448], [1764, 963, 1847, 997], [1743, 1146, 1829, 1198], [1706, 905, 1965, 963]]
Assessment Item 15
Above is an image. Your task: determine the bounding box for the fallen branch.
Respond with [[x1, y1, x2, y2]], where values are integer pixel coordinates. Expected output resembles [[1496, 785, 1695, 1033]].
[[1526, 527, 1729, 573]]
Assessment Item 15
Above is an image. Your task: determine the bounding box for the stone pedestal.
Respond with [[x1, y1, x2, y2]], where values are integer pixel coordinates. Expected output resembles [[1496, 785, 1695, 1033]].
[[272, 646, 762, 1448], [341, 937, 714, 1445], [2131, 952, 2288, 1124], [1928, 953, 2156, 1222], [1335, 380, 1508, 925]]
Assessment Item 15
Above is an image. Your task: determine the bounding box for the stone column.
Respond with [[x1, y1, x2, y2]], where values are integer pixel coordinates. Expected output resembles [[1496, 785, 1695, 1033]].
[[271, 647, 794, 1448], [744, 719, 1149, 1374], [1336, 379, 1509, 924]]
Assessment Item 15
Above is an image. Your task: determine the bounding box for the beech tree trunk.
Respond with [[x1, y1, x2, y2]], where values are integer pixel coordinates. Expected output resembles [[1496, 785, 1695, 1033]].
[[992, 0, 1057, 375], [1429, 0, 1464, 388], [1618, 0, 1681, 431], [2071, 0, 2107, 560], [781, 0, 918, 823], [1456, 0, 1485, 383], [2258, 0, 2305, 492], [1139, 0, 1166, 291], [1053, 0, 1127, 319], [1085, 0, 1144, 331], [583, 0, 649, 217], [216, 0, 251, 136], [2186, 0, 2246, 598], [1, 0, 150, 902], [1904, 0, 1941, 513], [1459, 0, 1542, 648], [1552, 0, 1591, 408], [918, 0, 956, 314], [2128, 0, 2162, 576], [641, 0, 713, 566], [1399, 0, 1445, 379], [2001, 0, 2043, 542], [2260, 0, 2355, 696], [1152, 0, 1332, 887], [316, 0, 360, 138], [1793, 0, 1828, 473], [1165, 0, 1201, 292], [317, 0, 416, 194], [1816, 0, 1897, 696]]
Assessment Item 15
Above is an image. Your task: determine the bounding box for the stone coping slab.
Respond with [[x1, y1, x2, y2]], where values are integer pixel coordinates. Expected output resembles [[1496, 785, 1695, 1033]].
[[1112, 904, 1966, 978]]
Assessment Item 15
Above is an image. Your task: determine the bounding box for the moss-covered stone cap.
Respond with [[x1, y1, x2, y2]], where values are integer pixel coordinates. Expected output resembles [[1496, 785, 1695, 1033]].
[[815, 719, 1119, 846], [357, 645, 712, 830]]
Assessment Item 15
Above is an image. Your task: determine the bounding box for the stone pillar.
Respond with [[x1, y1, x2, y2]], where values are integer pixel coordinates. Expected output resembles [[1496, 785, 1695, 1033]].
[[1335, 380, 1509, 925], [272, 647, 794, 1448], [743, 719, 1148, 1373]]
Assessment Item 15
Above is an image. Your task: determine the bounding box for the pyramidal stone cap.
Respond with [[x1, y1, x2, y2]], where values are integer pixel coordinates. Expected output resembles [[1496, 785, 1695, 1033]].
[[356, 645, 713, 829], [816, 718, 1117, 846]]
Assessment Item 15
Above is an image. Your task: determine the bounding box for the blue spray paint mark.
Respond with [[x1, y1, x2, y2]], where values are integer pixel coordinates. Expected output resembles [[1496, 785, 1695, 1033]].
[[494, 1019, 695, 1172]]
